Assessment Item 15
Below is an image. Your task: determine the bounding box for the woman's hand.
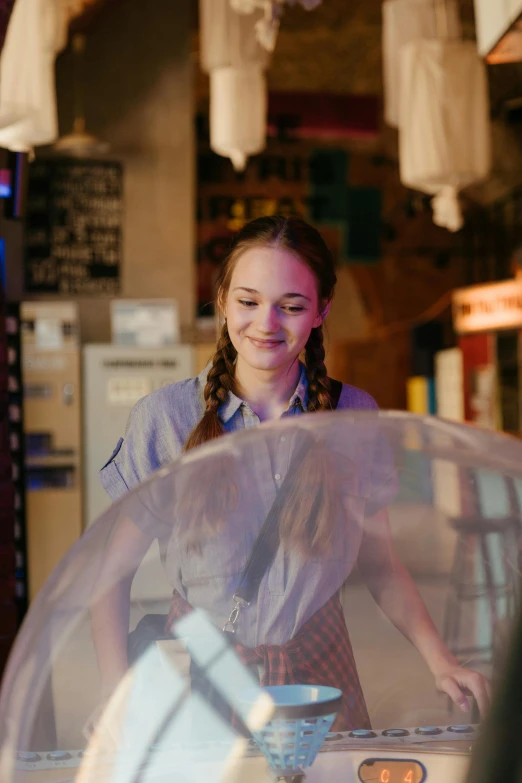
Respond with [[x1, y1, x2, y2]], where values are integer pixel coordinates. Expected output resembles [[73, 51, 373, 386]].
[[83, 699, 109, 741], [434, 664, 492, 717], [82, 688, 132, 750], [356, 508, 493, 721]]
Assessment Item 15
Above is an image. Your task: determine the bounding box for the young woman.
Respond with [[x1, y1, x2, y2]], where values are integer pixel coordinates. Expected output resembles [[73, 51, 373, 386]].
[[94, 215, 490, 729]]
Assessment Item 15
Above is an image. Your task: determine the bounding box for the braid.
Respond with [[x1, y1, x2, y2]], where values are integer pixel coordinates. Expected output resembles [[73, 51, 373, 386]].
[[179, 216, 340, 554], [184, 323, 237, 451], [203, 323, 237, 413], [305, 326, 332, 412]]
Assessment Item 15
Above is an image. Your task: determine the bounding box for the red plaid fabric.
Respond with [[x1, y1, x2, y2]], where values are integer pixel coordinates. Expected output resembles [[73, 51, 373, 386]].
[[165, 590, 370, 731]]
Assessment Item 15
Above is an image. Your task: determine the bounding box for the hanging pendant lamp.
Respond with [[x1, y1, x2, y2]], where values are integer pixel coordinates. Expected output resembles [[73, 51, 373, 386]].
[[0, 0, 64, 152], [53, 34, 109, 157], [209, 65, 266, 171], [398, 38, 491, 232], [200, 0, 324, 169], [200, 0, 269, 170], [382, 0, 461, 128], [396, 0, 491, 232], [231, 0, 322, 51]]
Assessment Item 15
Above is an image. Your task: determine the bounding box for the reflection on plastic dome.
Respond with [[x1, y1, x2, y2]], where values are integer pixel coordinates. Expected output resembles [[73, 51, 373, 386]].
[[0, 412, 521, 783]]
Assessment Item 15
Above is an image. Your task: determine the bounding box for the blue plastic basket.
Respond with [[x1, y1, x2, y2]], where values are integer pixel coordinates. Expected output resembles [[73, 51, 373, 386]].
[[241, 685, 342, 776]]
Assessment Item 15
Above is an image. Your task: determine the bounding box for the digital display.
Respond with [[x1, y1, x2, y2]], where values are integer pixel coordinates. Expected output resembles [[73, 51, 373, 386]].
[[359, 759, 425, 783]]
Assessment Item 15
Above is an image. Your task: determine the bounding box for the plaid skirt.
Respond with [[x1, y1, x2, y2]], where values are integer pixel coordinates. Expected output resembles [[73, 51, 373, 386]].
[[165, 589, 371, 731]]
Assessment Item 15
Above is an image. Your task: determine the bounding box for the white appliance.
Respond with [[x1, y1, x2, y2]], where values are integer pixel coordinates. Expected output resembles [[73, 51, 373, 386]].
[[82, 344, 195, 603]]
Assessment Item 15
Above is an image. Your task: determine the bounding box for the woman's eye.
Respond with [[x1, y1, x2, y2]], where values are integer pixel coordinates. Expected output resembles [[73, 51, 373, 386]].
[[239, 299, 257, 308], [282, 305, 305, 314]]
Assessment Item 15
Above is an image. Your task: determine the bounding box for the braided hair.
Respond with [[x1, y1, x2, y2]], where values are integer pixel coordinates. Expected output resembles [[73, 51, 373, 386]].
[[182, 216, 339, 557], [305, 326, 333, 412], [185, 215, 337, 452], [183, 323, 237, 451]]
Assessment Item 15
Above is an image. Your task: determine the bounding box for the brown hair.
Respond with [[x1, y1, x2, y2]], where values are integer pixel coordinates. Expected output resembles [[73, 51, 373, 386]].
[[185, 215, 337, 451], [180, 216, 341, 558]]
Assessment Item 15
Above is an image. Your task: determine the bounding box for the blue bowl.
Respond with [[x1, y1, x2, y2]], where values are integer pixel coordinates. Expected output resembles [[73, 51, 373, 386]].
[[241, 685, 342, 774]]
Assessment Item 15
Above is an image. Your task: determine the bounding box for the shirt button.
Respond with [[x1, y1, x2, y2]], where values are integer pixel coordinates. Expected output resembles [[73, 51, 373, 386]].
[[280, 436, 286, 442], [274, 473, 281, 481]]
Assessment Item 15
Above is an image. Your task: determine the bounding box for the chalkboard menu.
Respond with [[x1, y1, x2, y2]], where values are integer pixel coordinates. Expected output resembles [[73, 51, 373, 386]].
[[24, 158, 122, 295]]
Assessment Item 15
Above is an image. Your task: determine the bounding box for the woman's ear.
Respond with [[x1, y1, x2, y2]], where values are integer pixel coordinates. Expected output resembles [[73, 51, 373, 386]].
[[313, 300, 331, 329], [217, 292, 227, 322]]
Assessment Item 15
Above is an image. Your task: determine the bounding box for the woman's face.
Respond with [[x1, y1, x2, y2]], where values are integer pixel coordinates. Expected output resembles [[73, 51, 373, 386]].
[[224, 245, 327, 373]]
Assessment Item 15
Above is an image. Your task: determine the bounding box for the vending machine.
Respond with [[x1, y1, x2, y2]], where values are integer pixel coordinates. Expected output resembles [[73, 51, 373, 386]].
[[82, 344, 195, 602], [20, 302, 83, 601]]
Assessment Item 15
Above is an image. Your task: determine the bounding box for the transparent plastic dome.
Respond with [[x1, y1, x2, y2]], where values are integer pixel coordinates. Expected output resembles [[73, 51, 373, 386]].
[[1, 411, 521, 783]]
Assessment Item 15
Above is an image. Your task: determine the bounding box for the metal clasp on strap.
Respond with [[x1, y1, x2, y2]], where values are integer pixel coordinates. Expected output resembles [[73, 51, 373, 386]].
[[223, 594, 250, 634]]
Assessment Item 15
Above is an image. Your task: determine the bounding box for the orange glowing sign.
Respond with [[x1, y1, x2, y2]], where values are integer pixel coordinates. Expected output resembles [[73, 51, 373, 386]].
[[452, 280, 522, 334]]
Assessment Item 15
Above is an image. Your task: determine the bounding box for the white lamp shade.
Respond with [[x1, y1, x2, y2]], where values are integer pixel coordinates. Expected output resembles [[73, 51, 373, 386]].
[[0, 0, 66, 151], [383, 0, 461, 128], [209, 65, 267, 171], [399, 39, 491, 231], [199, 0, 268, 72], [200, 0, 269, 169], [399, 40, 491, 190]]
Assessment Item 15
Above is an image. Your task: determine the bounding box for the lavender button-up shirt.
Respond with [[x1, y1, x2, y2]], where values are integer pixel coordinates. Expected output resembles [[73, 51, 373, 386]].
[[100, 363, 396, 646]]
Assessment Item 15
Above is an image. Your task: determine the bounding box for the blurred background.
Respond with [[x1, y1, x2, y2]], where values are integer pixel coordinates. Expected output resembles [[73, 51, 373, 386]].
[[0, 0, 522, 685]]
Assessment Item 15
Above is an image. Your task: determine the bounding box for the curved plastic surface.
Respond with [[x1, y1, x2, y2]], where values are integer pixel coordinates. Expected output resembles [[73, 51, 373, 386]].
[[0, 411, 521, 783]]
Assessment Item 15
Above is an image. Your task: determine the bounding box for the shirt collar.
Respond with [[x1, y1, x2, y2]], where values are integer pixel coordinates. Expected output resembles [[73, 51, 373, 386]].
[[290, 362, 309, 412], [198, 361, 309, 424]]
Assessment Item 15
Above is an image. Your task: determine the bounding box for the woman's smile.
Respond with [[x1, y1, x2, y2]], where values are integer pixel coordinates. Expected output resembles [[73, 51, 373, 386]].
[[248, 336, 285, 350]]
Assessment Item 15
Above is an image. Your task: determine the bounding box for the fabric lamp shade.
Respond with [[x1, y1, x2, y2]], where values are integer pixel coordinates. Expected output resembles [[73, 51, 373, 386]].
[[0, 0, 92, 152], [230, 0, 323, 52], [399, 39, 491, 232], [383, 0, 461, 128], [199, 0, 268, 72], [200, 0, 269, 170], [210, 65, 267, 171], [0, 0, 67, 151]]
